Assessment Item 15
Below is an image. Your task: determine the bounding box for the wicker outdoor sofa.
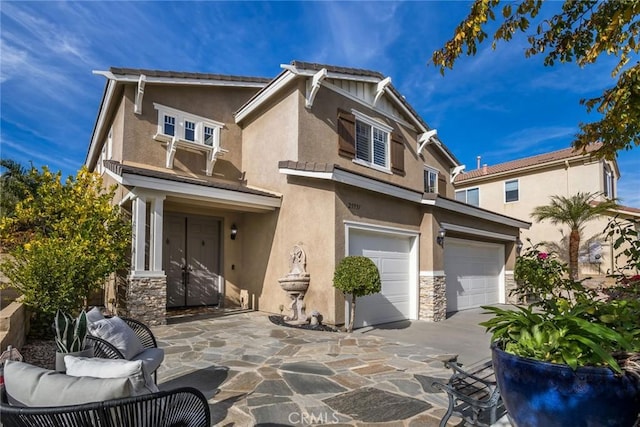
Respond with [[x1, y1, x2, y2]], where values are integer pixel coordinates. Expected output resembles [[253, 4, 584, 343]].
[[0, 385, 211, 427]]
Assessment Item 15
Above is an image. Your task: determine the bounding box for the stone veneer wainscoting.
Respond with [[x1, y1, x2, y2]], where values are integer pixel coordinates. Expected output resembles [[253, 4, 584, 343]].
[[418, 273, 447, 322], [505, 271, 518, 304], [119, 275, 167, 326]]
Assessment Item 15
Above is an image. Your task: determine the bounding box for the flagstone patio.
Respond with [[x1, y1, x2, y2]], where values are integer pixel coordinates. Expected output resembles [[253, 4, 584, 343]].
[[153, 311, 470, 426]]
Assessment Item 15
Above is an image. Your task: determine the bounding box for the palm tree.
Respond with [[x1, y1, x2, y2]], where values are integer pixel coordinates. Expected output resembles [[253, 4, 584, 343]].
[[532, 192, 617, 280]]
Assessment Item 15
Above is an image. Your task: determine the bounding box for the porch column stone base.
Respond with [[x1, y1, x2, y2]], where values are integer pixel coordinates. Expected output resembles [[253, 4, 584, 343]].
[[419, 274, 446, 322], [120, 274, 167, 326]]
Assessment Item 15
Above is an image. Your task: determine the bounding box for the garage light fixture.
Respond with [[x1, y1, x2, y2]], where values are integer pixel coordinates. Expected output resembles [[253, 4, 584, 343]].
[[230, 224, 238, 240], [516, 238, 523, 255], [437, 228, 446, 247]]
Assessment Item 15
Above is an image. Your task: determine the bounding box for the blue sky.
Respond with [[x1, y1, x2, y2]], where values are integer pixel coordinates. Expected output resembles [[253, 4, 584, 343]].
[[1, 1, 638, 206]]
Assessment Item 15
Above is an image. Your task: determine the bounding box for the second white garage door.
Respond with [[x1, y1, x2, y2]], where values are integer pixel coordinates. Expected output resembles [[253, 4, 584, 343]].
[[349, 229, 414, 328], [444, 238, 504, 312]]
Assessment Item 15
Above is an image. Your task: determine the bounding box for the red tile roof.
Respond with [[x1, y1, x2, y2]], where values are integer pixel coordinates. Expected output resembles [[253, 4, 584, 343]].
[[455, 143, 603, 183]]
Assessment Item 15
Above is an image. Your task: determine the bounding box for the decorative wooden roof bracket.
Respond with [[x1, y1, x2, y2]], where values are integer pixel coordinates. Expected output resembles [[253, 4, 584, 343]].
[[417, 129, 438, 154], [305, 68, 328, 108], [372, 77, 391, 107], [206, 145, 229, 176], [134, 74, 146, 115]]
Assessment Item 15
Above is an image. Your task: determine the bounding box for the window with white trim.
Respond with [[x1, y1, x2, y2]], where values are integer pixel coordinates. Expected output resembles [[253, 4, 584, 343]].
[[455, 188, 479, 206], [353, 110, 391, 171], [153, 103, 227, 176], [153, 103, 224, 148], [505, 179, 519, 203], [603, 163, 614, 199], [424, 167, 438, 193]]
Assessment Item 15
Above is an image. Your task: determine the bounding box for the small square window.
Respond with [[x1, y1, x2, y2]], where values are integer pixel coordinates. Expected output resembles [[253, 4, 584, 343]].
[[204, 126, 215, 146], [164, 115, 175, 136], [185, 121, 195, 141], [505, 180, 519, 202], [424, 168, 438, 193]]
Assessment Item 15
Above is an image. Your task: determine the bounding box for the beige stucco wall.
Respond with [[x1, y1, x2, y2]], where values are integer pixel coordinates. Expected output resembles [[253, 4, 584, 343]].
[[455, 159, 621, 277], [114, 84, 258, 182]]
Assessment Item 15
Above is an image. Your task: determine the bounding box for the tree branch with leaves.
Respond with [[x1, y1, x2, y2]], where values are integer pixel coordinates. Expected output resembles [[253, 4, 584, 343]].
[[432, 0, 640, 159]]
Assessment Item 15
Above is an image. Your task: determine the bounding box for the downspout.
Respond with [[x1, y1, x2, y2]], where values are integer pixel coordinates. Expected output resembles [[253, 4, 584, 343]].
[[564, 160, 570, 195]]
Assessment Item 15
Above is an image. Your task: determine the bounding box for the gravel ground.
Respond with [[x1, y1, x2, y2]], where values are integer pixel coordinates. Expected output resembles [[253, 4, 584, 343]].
[[19, 339, 56, 370]]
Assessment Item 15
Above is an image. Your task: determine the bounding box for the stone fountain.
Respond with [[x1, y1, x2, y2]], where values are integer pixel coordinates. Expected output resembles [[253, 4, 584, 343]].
[[278, 245, 310, 324]]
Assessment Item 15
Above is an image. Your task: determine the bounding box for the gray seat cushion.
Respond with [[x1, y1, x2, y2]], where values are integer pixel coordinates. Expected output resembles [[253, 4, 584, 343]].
[[132, 347, 164, 374], [4, 360, 134, 407]]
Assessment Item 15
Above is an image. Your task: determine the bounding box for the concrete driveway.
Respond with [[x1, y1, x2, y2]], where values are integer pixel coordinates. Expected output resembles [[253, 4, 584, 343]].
[[355, 306, 503, 365], [153, 307, 507, 426]]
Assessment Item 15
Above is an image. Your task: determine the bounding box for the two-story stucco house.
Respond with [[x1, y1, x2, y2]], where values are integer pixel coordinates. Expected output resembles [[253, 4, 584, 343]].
[[454, 144, 640, 281], [86, 61, 530, 327]]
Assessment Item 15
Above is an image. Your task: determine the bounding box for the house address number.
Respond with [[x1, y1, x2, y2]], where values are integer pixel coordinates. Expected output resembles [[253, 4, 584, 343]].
[[348, 202, 361, 210]]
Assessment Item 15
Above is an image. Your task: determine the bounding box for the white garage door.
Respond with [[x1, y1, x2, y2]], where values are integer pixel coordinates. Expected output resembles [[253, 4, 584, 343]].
[[444, 239, 504, 312], [349, 230, 413, 328]]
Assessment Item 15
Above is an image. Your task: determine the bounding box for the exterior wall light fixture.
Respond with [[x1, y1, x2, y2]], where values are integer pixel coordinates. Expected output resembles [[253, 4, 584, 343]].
[[516, 238, 523, 255], [230, 224, 238, 240], [437, 228, 446, 247]]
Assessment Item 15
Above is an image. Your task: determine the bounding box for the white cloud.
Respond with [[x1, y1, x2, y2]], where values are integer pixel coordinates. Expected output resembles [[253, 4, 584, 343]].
[[319, 2, 401, 68]]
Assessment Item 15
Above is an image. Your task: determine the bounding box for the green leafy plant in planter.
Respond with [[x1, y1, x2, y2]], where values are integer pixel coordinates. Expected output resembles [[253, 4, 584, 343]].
[[481, 236, 640, 426], [54, 309, 92, 371], [333, 256, 381, 333], [54, 309, 89, 354], [484, 242, 640, 373]]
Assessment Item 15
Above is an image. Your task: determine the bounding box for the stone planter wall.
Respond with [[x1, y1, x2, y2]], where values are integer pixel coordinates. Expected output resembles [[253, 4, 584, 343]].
[[0, 299, 29, 351], [419, 274, 447, 322]]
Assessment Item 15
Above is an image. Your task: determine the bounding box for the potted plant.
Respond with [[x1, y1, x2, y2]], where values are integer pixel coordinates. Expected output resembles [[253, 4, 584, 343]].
[[54, 309, 93, 371], [333, 256, 381, 333], [481, 234, 640, 427]]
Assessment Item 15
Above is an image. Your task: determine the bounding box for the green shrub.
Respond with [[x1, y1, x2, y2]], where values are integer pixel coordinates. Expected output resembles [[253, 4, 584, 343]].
[[333, 256, 381, 332], [0, 167, 130, 335]]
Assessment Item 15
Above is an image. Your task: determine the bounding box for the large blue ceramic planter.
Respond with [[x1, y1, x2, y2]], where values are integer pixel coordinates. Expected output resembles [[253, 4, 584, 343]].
[[492, 344, 640, 427]]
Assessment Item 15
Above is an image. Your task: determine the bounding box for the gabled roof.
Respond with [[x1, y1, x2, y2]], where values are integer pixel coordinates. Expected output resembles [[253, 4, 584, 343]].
[[455, 143, 613, 184], [235, 60, 461, 167], [87, 67, 270, 171]]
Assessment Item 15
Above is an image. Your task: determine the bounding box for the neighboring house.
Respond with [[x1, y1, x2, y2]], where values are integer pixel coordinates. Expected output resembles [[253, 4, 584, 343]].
[[454, 144, 640, 281], [86, 61, 530, 327]]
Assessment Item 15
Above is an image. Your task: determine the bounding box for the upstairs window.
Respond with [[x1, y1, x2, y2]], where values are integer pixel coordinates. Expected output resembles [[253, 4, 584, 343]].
[[455, 188, 479, 207], [153, 103, 227, 177], [505, 179, 519, 202], [184, 120, 196, 141], [338, 109, 405, 175], [603, 163, 614, 199], [154, 103, 224, 148], [424, 167, 438, 193], [353, 110, 392, 171], [204, 126, 216, 147], [163, 115, 175, 136]]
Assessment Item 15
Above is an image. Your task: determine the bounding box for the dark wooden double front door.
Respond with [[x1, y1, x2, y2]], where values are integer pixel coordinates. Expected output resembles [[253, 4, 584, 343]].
[[164, 213, 221, 308]]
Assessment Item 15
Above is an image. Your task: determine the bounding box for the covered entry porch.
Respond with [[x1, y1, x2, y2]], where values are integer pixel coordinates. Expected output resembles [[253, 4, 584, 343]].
[[103, 162, 281, 324]]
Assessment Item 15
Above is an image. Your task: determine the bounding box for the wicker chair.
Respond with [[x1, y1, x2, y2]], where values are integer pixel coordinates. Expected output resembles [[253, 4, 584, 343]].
[[86, 316, 163, 384], [0, 386, 210, 427]]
